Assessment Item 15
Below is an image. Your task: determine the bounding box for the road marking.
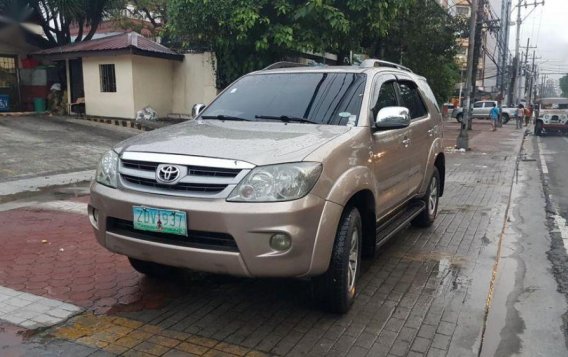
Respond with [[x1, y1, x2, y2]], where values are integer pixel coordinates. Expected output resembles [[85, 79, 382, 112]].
[[539, 137, 568, 254], [0, 170, 94, 197], [537, 137, 549, 175], [34, 201, 88, 215], [0, 286, 82, 329]]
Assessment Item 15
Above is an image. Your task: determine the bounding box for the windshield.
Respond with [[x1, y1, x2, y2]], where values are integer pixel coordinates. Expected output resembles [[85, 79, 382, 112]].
[[539, 98, 568, 109], [200, 72, 367, 125]]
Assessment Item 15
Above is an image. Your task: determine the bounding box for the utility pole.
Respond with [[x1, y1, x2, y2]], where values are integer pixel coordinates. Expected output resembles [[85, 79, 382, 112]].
[[457, 0, 479, 150], [528, 51, 536, 103], [517, 38, 530, 102], [498, 0, 512, 102], [469, 0, 485, 130], [509, 0, 545, 106], [509, 0, 522, 106]]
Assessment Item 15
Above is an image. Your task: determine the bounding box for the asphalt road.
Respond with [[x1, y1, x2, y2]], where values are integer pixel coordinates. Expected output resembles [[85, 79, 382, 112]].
[[481, 132, 568, 356]]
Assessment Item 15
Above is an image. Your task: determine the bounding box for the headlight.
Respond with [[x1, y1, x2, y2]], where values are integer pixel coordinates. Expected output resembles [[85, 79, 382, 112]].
[[227, 162, 322, 202], [561, 115, 568, 120], [544, 114, 550, 120], [96, 150, 119, 188]]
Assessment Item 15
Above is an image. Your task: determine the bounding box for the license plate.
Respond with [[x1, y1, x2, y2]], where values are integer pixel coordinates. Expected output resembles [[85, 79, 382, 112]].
[[133, 206, 188, 236]]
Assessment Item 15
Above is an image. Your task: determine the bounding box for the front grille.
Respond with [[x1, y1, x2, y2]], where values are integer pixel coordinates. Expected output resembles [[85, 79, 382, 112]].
[[551, 115, 559, 121], [122, 159, 241, 178], [188, 166, 240, 177], [122, 174, 226, 193], [119, 158, 246, 197], [122, 160, 159, 171], [107, 217, 239, 252]]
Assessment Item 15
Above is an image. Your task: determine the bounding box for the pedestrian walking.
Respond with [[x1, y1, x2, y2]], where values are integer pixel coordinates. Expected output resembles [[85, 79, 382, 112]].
[[516, 104, 524, 129], [526, 104, 534, 126], [489, 102, 499, 132], [524, 106, 531, 127]]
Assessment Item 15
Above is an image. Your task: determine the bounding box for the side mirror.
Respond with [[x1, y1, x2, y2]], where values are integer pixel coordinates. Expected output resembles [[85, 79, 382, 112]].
[[375, 106, 410, 130], [192, 103, 206, 118]]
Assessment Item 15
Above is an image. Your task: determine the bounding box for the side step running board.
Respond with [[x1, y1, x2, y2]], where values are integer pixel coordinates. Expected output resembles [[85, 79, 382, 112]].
[[375, 201, 426, 246]]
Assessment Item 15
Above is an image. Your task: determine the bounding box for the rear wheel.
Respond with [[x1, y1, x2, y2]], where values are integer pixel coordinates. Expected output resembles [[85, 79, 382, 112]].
[[412, 167, 440, 228], [535, 121, 543, 136], [502, 114, 510, 124], [128, 257, 175, 277], [313, 207, 362, 313]]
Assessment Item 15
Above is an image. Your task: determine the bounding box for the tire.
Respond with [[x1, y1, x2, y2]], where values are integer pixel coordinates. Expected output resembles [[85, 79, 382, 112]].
[[535, 121, 543, 136], [502, 114, 510, 124], [412, 167, 440, 228], [456, 113, 463, 123], [313, 207, 362, 314], [128, 257, 175, 277]]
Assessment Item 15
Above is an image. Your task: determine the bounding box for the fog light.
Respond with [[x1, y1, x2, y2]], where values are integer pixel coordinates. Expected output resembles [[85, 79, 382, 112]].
[[270, 233, 291, 251]]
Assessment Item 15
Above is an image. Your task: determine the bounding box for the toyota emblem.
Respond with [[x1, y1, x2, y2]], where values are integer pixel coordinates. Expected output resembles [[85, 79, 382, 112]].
[[156, 165, 184, 184]]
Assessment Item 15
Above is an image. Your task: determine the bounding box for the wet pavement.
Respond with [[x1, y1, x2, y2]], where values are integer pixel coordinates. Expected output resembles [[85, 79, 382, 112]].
[[2, 116, 566, 356]]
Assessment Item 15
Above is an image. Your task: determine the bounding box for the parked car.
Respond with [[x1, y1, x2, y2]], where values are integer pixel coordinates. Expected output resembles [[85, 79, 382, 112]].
[[534, 97, 568, 136], [89, 59, 445, 313], [451, 100, 516, 123]]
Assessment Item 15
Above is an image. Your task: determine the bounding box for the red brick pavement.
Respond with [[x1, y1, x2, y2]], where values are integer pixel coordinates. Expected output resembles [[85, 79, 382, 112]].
[[0, 206, 185, 313]]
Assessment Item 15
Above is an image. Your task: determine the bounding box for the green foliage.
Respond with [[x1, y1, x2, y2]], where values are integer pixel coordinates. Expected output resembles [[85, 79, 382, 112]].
[[2, 0, 119, 45], [560, 74, 568, 98], [109, 0, 168, 36], [378, 0, 464, 103], [167, 0, 413, 89]]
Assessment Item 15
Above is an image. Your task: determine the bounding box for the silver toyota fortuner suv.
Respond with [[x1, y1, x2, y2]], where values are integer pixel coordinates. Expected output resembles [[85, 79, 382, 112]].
[[89, 59, 445, 313]]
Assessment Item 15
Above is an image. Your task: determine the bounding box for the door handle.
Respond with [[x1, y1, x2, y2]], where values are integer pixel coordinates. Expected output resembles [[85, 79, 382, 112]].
[[402, 138, 411, 147]]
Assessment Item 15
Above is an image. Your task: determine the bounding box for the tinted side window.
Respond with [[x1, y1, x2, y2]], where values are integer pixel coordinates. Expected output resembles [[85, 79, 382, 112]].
[[417, 80, 440, 112], [373, 81, 398, 117], [473, 102, 484, 108], [398, 81, 427, 119]]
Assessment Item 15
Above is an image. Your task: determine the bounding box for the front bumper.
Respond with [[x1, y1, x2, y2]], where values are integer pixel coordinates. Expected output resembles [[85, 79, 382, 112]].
[[88, 183, 343, 278], [541, 123, 568, 130]]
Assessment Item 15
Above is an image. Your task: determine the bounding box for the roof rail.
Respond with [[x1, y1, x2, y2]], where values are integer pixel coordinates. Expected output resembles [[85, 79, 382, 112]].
[[263, 61, 309, 70], [359, 59, 413, 73]]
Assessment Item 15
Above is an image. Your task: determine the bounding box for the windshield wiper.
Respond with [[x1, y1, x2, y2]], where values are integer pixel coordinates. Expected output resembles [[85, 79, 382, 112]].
[[201, 115, 252, 121], [254, 115, 318, 124]]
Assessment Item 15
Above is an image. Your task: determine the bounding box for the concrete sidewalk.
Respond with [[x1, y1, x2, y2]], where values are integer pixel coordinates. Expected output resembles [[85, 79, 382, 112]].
[[0, 122, 525, 357]]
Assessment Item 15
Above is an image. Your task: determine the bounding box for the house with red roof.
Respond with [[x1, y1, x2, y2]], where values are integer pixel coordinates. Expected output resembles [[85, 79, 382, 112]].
[[33, 32, 217, 119]]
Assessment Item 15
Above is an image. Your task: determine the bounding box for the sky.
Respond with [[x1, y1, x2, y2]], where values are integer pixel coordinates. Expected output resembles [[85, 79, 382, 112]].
[[511, 0, 568, 80]]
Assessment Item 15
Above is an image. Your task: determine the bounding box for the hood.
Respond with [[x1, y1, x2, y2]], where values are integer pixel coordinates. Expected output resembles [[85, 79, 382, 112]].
[[539, 109, 568, 116], [115, 119, 351, 166]]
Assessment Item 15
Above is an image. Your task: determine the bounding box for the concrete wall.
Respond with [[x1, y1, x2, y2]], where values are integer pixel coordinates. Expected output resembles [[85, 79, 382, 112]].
[[132, 56, 174, 118], [82, 55, 135, 119], [82, 52, 217, 119], [172, 53, 218, 114]]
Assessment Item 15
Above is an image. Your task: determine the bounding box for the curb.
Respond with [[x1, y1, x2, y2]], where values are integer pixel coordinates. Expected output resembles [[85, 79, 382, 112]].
[[0, 111, 49, 117]]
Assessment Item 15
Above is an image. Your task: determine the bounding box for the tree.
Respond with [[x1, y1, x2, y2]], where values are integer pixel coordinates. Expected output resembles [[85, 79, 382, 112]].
[[167, 0, 413, 89], [377, 0, 466, 103], [1, 0, 119, 46], [110, 0, 167, 36], [560, 74, 568, 98]]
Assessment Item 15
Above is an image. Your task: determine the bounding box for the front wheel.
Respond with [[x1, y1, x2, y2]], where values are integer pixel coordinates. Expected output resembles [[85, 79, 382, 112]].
[[313, 207, 362, 313], [535, 121, 543, 136], [412, 167, 440, 228], [456, 113, 463, 123]]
